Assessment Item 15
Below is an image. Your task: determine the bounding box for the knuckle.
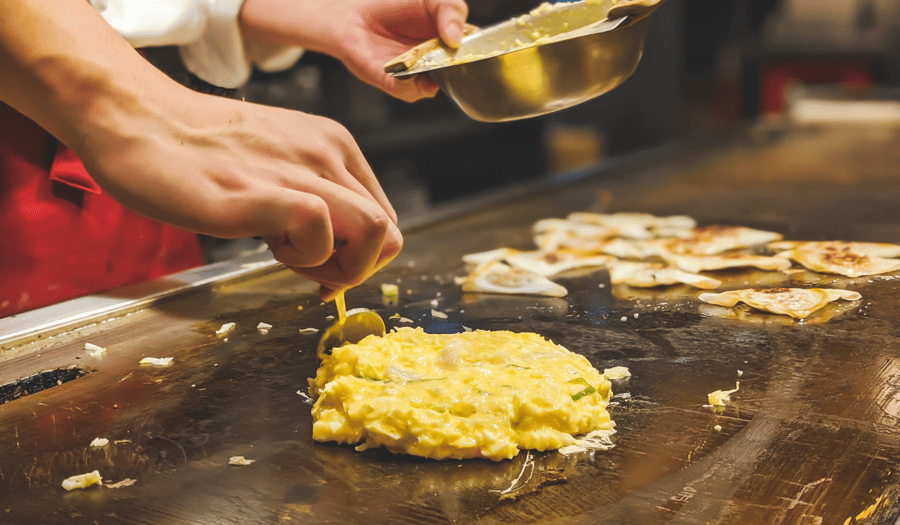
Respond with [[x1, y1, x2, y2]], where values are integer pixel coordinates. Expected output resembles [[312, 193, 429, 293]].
[[271, 251, 299, 268], [294, 196, 333, 266], [319, 117, 351, 142], [300, 194, 330, 225], [203, 195, 250, 239], [388, 231, 404, 256], [333, 126, 356, 149], [310, 153, 344, 179], [346, 268, 372, 288], [359, 209, 391, 240], [303, 245, 333, 269], [301, 133, 351, 177], [278, 244, 330, 270], [424, 0, 438, 12]]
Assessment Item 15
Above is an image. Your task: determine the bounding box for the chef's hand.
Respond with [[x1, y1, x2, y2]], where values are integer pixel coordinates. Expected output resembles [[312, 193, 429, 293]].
[[3, 0, 401, 301], [239, 0, 469, 102], [81, 89, 402, 301]]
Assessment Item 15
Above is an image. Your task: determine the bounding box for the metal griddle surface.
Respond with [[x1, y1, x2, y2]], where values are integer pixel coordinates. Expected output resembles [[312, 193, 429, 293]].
[[1, 125, 900, 524]]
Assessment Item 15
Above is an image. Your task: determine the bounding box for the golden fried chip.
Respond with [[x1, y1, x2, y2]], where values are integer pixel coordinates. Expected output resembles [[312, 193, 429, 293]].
[[608, 261, 721, 289], [698, 288, 861, 319]]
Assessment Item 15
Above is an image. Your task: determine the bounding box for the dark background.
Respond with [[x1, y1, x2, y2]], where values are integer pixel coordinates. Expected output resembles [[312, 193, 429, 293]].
[[147, 0, 900, 223]]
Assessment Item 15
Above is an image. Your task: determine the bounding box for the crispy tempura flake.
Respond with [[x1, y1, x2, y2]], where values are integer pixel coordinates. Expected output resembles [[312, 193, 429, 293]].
[[707, 382, 740, 407], [62, 471, 102, 491]]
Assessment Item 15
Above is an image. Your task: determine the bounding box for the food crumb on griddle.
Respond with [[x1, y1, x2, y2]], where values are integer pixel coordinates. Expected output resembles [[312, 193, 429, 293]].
[[84, 343, 106, 356], [139, 357, 173, 366], [706, 382, 740, 407], [228, 456, 255, 466], [62, 470, 102, 491], [106, 478, 137, 489], [381, 284, 399, 302], [216, 322, 236, 336]]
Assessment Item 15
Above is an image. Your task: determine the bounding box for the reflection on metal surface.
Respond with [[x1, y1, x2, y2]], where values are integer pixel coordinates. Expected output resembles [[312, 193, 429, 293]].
[[500, 48, 549, 106], [391, 0, 654, 122], [0, 251, 279, 353]]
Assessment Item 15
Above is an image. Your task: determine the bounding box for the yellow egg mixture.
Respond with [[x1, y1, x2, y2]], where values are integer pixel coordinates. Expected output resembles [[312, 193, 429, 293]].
[[310, 327, 614, 461]]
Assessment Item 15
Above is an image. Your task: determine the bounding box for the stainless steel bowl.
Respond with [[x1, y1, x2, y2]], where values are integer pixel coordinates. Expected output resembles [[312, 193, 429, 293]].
[[390, 0, 659, 122]]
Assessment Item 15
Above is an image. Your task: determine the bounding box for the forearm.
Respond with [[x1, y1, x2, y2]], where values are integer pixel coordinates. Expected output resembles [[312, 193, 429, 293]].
[[238, 0, 334, 55], [0, 0, 180, 157], [0, 0, 403, 296]]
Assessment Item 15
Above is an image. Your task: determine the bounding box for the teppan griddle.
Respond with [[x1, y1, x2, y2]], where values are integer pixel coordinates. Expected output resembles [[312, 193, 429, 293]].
[[1, 123, 899, 524]]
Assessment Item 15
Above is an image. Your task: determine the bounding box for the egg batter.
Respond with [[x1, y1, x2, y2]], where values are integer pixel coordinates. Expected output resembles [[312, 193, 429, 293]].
[[310, 327, 614, 461]]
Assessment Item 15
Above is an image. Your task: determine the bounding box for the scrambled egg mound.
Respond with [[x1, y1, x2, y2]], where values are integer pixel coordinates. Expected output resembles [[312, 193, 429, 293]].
[[310, 327, 614, 461]]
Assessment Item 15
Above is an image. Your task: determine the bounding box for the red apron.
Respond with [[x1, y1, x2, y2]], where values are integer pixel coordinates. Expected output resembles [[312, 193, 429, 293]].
[[0, 103, 205, 317]]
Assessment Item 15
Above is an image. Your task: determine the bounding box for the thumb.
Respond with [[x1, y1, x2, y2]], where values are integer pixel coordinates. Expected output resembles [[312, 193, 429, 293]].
[[428, 0, 469, 48]]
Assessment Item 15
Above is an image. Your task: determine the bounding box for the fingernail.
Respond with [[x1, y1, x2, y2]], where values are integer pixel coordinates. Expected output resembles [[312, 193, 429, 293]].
[[445, 21, 464, 49], [388, 221, 402, 244]]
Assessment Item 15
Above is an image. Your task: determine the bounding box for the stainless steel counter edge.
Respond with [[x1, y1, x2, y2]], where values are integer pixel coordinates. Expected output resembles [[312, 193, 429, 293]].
[[0, 142, 676, 355], [0, 251, 281, 352]]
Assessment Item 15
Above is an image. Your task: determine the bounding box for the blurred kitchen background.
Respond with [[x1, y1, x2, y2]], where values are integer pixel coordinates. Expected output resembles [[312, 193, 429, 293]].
[[145, 0, 900, 261]]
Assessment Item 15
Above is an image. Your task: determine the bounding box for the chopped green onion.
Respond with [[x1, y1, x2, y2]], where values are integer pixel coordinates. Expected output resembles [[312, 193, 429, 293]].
[[569, 377, 596, 401]]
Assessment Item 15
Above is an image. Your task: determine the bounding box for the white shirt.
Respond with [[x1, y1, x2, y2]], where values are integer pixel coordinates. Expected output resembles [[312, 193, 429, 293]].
[[89, 0, 304, 88]]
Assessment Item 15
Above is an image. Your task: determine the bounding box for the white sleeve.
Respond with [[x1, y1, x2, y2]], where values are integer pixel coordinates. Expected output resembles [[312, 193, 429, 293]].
[[90, 0, 304, 89]]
